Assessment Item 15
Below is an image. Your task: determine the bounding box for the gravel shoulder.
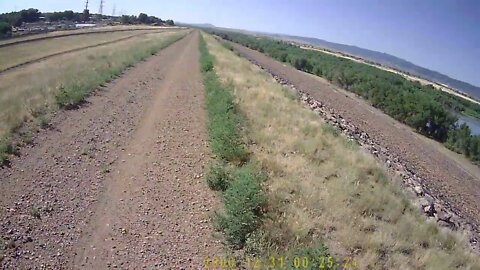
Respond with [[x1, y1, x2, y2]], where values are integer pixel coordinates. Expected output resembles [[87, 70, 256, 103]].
[[0, 31, 223, 269], [231, 43, 480, 231]]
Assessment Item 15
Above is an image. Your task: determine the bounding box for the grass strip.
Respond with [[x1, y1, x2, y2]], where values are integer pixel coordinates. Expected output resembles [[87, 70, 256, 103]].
[[199, 34, 267, 249]]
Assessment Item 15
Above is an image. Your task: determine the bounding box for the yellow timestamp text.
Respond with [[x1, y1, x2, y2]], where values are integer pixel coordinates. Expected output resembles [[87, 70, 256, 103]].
[[203, 256, 358, 269]]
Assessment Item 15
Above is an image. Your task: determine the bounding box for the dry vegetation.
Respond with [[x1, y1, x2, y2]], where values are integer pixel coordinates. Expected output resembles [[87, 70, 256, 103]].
[[0, 25, 172, 46], [0, 30, 187, 153], [0, 29, 167, 71], [203, 33, 480, 269]]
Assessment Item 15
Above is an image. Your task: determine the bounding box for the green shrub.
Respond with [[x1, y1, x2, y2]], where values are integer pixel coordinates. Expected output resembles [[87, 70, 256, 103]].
[[216, 165, 267, 247], [206, 162, 230, 191]]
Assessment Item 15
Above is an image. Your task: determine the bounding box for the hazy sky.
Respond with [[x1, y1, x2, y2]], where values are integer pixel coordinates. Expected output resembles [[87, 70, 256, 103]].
[[1, 0, 479, 86]]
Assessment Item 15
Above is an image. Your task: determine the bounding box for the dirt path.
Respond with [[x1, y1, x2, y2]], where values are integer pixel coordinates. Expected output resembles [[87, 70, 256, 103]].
[[231, 43, 480, 232], [0, 31, 223, 269]]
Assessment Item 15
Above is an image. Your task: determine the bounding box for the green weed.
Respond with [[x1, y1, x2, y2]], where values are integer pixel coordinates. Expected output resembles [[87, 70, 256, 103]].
[[199, 34, 266, 249]]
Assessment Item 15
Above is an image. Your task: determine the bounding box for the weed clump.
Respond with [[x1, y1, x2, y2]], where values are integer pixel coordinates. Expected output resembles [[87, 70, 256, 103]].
[[0, 137, 16, 164], [206, 162, 230, 191], [216, 165, 266, 247]]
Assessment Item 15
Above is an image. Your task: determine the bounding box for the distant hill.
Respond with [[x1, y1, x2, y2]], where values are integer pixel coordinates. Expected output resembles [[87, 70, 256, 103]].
[[194, 24, 480, 99], [268, 34, 480, 99], [177, 22, 216, 28]]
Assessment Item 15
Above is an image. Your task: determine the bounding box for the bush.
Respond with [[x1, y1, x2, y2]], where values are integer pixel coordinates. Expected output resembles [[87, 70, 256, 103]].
[[216, 165, 267, 247], [206, 162, 230, 191], [0, 22, 11, 39]]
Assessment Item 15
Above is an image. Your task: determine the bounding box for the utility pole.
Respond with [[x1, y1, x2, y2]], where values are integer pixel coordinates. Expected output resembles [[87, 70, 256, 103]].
[[99, 0, 104, 16], [112, 4, 116, 16], [85, 0, 89, 11]]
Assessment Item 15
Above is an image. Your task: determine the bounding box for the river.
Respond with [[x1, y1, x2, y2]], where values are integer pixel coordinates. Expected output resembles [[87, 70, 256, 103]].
[[457, 114, 480, 135]]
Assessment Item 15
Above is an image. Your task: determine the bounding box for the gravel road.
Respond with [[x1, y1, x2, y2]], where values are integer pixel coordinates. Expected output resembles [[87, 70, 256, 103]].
[[0, 31, 223, 269], [231, 42, 480, 232]]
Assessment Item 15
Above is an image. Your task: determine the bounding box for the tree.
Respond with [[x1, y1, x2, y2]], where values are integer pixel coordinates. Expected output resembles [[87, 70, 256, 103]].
[[0, 8, 42, 26], [120, 15, 137, 24], [46, 10, 77, 22], [19, 8, 41, 23], [81, 9, 90, 22], [0, 22, 11, 38], [165, 19, 174, 26], [138, 13, 149, 24]]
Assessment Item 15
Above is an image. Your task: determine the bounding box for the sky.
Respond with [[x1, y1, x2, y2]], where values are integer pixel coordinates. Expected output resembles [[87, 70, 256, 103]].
[[1, 0, 479, 87]]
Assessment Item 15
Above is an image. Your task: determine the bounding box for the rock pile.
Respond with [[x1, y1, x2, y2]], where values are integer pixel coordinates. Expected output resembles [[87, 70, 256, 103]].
[[242, 56, 480, 252]]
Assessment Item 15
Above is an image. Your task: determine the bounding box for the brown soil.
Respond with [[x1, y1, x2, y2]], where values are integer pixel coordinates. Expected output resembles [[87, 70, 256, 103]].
[[0, 31, 223, 269], [231, 43, 480, 232]]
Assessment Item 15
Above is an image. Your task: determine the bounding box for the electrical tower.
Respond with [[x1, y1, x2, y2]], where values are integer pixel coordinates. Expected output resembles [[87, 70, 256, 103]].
[[85, 0, 89, 10], [112, 4, 116, 16], [99, 0, 105, 15]]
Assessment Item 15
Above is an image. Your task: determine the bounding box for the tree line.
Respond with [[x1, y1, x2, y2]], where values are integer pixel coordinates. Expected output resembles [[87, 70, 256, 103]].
[[120, 13, 174, 26], [212, 31, 480, 164], [0, 8, 175, 38]]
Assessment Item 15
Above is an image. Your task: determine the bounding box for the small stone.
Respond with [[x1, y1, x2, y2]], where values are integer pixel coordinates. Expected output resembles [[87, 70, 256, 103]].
[[414, 186, 424, 196]]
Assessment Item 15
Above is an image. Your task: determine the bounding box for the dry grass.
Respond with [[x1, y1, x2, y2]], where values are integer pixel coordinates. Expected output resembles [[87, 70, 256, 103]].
[[203, 33, 480, 270], [0, 25, 177, 46], [0, 29, 171, 71], [0, 30, 187, 137]]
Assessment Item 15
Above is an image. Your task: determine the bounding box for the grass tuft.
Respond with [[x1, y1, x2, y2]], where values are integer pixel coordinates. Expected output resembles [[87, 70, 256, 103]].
[[206, 162, 230, 191], [216, 165, 267, 247], [0, 137, 16, 165]]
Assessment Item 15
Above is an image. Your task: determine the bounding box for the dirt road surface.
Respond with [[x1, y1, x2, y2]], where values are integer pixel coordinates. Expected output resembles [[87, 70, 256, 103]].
[[231, 43, 480, 232], [0, 31, 223, 269]]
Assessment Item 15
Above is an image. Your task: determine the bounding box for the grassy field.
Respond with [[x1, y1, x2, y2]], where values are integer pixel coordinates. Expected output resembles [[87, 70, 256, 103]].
[[0, 30, 187, 163], [0, 25, 176, 46], [0, 29, 170, 71], [202, 33, 480, 270]]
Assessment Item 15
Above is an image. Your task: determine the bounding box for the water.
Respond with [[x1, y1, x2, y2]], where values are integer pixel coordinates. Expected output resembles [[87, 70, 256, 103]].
[[457, 114, 480, 135]]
